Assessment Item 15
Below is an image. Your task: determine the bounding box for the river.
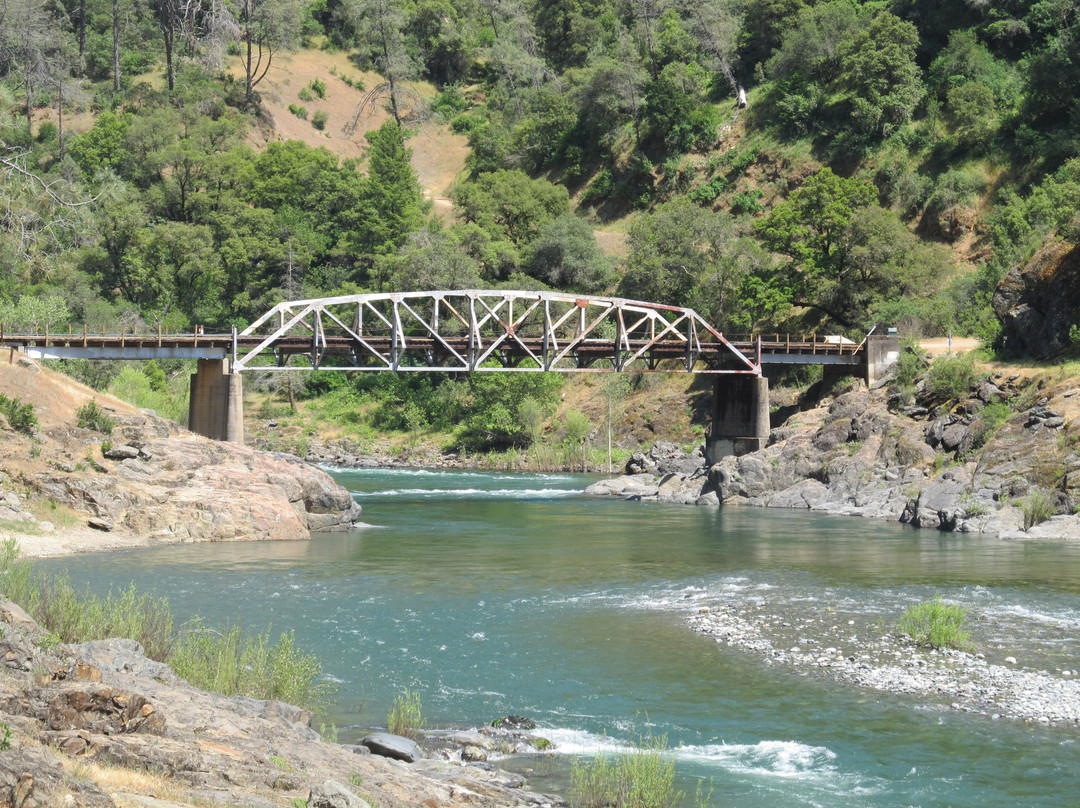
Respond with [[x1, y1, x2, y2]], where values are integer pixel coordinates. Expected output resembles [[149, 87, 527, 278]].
[[36, 468, 1080, 807]]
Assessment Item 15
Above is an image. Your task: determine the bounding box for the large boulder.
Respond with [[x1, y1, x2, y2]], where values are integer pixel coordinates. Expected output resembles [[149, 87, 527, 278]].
[[361, 732, 421, 763], [34, 436, 362, 544], [993, 240, 1080, 359]]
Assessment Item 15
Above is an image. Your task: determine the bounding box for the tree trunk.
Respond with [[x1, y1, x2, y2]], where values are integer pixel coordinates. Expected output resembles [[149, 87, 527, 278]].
[[112, 0, 121, 91], [164, 28, 175, 90], [78, 0, 86, 74]]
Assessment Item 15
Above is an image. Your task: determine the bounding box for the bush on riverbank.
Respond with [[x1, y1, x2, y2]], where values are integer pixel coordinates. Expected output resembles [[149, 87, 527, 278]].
[[170, 620, 334, 710], [0, 539, 173, 659], [897, 598, 974, 652], [0, 539, 331, 710], [569, 731, 681, 808]]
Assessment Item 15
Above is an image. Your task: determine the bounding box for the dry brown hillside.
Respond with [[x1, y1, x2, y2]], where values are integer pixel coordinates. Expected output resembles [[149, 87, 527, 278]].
[[239, 50, 469, 201], [0, 359, 141, 432]]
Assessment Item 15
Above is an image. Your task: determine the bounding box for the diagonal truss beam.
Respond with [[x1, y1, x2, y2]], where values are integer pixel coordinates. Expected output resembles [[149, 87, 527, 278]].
[[233, 290, 759, 375]]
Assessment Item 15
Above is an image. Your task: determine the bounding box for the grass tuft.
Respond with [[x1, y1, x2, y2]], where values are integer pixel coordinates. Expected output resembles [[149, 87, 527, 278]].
[[897, 597, 974, 652], [387, 689, 424, 739], [1021, 488, 1056, 530], [170, 620, 335, 710], [569, 730, 681, 808]]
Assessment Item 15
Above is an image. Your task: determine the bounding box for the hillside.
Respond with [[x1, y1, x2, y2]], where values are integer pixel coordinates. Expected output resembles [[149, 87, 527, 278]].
[[4, 0, 1080, 460]]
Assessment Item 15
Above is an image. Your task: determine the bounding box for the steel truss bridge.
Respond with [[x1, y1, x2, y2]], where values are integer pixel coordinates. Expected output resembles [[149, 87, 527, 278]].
[[3, 290, 867, 376]]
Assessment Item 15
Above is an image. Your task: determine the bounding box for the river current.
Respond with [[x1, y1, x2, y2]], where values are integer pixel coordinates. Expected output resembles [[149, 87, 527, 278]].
[[36, 468, 1080, 807]]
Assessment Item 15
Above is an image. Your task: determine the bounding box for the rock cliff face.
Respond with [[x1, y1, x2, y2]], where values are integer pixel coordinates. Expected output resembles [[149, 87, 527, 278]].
[[589, 371, 1080, 540], [993, 240, 1080, 359]]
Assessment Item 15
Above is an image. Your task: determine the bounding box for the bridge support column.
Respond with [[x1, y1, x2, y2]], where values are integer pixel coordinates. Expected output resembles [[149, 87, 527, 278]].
[[865, 334, 901, 386], [188, 358, 244, 444], [706, 375, 770, 465]]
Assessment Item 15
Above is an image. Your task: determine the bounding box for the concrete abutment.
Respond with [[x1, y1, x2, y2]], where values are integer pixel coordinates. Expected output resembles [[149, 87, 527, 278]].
[[188, 358, 244, 444], [706, 375, 770, 465]]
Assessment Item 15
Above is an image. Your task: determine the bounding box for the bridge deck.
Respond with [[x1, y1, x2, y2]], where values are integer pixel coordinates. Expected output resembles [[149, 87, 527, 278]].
[[1, 330, 863, 369]]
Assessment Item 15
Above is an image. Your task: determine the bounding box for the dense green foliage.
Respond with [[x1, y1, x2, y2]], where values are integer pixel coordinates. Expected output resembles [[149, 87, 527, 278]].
[[5, 0, 1080, 421]]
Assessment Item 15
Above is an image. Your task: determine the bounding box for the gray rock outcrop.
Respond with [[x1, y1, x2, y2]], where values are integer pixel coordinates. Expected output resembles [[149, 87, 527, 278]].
[[590, 371, 1080, 540], [993, 240, 1080, 359], [34, 434, 362, 544]]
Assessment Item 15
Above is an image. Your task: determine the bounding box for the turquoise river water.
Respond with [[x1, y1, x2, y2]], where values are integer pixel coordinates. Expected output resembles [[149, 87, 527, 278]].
[[36, 468, 1080, 807]]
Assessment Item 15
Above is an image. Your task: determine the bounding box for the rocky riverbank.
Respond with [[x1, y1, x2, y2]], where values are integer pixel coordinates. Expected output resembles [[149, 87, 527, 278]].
[[0, 597, 562, 808], [0, 359, 363, 558], [588, 369, 1080, 541]]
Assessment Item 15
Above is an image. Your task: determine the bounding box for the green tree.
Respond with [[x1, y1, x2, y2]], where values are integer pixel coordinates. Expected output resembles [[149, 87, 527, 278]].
[[347, 0, 420, 124], [358, 120, 426, 255], [642, 60, 719, 155], [621, 198, 747, 321], [451, 169, 569, 246], [837, 11, 923, 139], [522, 212, 613, 293], [67, 110, 133, 177], [235, 0, 302, 107], [754, 167, 876, 326], [372, 226, 483, 291]]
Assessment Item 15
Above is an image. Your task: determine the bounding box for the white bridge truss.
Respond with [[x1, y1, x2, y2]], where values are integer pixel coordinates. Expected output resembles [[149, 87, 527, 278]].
[[234, 290, 760, 375]]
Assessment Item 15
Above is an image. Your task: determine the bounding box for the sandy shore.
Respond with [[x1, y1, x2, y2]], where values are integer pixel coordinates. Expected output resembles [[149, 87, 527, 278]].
[[11, 524, 166, 557]]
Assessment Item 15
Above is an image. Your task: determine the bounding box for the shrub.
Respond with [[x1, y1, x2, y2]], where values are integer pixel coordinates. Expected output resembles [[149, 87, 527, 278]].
[[967, 402, 1012, 454], [897, 597, 973, 652], [387, 690, 424, 739], [298, 87, 313, 102], [1021, 489, 1056, 530], [288, 104, 308, 120], [731, 189, 765, 215], [926, 352, 978, 400], [0, 539, 173, 660], [0, 393, 37, 436], [170, 621, 333, 710], [75, 399, 115, 434], [569, 731, 679, 808], [311, 110, 328, 131], [687, 177, 727, 204], [309, 78, 327, 99]]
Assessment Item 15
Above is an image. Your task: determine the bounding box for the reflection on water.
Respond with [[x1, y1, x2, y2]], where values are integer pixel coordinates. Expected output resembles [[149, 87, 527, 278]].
[[34, 468, 1080, 808]]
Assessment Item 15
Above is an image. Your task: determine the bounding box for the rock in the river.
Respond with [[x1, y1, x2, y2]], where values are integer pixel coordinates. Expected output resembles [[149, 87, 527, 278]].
[[361, 732, 421, 762], [491, 714, 535, 730]]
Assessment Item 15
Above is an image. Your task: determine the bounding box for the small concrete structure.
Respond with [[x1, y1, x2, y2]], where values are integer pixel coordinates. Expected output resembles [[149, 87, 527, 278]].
[[188, 359, 244, 443], [706, 375, 770, 465], [865, 334, 901, 386]]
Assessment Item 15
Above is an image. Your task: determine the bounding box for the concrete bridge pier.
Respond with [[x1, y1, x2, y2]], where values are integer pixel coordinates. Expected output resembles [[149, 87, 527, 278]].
[[188, 358, 244, 444], [705, 375, 770, 465]]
